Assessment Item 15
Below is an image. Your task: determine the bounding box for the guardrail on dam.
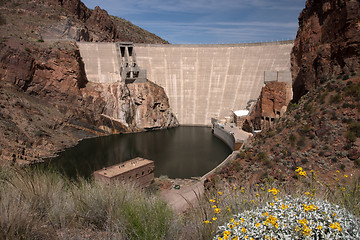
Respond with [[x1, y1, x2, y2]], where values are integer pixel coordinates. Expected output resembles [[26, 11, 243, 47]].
[[78, 41, 293, 126]]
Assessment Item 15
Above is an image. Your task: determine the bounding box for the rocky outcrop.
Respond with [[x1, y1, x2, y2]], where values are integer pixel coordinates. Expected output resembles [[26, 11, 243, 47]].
[[245, 82, 292, 131], [291, 0, 360, 101], [42, 0, 169, 43], [0, 39, 177, 163], [127, 81, 179, 129]]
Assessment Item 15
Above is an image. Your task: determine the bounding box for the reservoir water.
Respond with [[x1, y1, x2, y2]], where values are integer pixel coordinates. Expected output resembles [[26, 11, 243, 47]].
[[45, 126, 232, 179]]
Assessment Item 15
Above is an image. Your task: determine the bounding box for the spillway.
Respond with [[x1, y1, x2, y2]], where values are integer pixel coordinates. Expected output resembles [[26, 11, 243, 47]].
[[78, 41, 293, 125]]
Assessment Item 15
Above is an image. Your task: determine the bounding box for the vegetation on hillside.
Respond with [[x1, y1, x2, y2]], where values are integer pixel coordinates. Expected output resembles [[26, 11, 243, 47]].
[[1, 164, 359, 239], [211, 75, 360, 188]]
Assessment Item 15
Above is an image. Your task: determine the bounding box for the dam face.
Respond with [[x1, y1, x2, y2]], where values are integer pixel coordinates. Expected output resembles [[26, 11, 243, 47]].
[[78, 41, 293, 125]]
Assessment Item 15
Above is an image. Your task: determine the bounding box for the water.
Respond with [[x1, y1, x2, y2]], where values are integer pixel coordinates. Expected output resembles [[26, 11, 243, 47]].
[[44, 126, 231, 179]]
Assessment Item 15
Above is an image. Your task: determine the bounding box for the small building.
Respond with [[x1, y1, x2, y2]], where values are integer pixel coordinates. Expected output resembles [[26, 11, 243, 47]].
[[93, 157, 154, 186], [233, 110, 249, 127]]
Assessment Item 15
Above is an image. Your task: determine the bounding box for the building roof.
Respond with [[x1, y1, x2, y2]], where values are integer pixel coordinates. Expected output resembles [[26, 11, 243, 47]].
[[94, 157, 153, 178], [233, 110, 249, 117]]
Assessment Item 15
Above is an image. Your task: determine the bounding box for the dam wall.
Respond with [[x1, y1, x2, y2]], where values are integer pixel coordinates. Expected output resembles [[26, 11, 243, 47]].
[[135, 42, 293, 125], [78, 41, 293, 125]]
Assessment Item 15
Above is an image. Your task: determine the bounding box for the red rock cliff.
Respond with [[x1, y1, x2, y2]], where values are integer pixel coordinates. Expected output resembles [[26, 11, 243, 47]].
[[291, 0, 360, 101]]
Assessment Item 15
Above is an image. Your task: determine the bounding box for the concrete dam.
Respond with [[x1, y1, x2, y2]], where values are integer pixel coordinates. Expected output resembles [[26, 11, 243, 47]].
[[78, 41, 293, 126]]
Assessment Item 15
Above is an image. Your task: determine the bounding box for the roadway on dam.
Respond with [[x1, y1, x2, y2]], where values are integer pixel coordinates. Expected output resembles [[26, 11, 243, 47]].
[[78, 41, 294, 126]]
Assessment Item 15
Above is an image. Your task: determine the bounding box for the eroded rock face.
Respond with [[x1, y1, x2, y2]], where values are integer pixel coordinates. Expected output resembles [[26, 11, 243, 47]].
[[291, 0, 360, 101], [246, 82, 291, 131], [42, 0, 169, 43], [0, 40, 178, 162], [127, 81, 179, 129]]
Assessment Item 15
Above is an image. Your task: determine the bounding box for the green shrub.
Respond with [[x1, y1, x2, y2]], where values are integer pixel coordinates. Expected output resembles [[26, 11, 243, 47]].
[[266, 130, 275, 138], [294, 113, 301, 121], [289, 134, 296, 147], [345, 82, 360, 101], [342, 102, 355, 109], [346, 131, 357, 143], [297, 136, 306, 149], [330, 93, 342, 104], [320, 75, 329, 84], [349, 122, 360, 138], [0, 13, 5, 25], [304, 103, 313, 113], [355, 158, 360, 168], [343, 74, 350, 80], [257, 152, 268, 162], [288, 103, 298, 112]]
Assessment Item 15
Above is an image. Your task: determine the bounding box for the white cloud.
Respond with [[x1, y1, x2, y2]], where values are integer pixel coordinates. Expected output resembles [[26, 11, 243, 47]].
[[82, 0, 304, 44], [83, 0, 305, 14]]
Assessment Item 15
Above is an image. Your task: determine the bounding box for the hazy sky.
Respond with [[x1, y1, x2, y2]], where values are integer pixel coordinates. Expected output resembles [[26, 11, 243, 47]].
[[81, 0, 306, 44]]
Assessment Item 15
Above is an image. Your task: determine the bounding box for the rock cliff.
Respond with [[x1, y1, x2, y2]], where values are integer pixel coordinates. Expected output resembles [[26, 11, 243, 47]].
[[291, 0, 360, 101], [245, 82, 292, 132], [0, 0, 177, 164], [42, 0, 169, 43]]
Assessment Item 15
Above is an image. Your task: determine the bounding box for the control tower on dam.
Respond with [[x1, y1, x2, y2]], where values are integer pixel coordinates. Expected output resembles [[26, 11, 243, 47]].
[[78, 41, 293, 126], [134, 41, 293, 125]]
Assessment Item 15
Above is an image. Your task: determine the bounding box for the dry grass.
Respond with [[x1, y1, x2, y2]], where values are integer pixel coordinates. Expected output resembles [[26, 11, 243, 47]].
[[0, 166, 174, 240], [0, 165, 359, 239]]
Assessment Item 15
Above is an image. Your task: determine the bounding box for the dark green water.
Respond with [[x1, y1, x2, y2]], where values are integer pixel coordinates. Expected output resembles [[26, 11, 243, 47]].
[[44, 126, 231, 179]]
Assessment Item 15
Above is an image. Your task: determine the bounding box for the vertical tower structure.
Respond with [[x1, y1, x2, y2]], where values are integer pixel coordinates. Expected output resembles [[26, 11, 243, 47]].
[[78, 42, 146, 84], [117, 42, 147, 83]]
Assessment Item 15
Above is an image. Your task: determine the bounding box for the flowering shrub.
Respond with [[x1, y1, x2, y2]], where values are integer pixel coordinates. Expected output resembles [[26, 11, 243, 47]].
[[214, 196, 360, 240]]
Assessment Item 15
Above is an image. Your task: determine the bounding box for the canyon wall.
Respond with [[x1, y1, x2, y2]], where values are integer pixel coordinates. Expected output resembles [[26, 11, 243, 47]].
[[291, 0, 360, 101]]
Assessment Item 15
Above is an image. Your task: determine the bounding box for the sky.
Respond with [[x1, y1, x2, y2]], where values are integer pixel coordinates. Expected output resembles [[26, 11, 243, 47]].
[[81, 0, 307, 44]]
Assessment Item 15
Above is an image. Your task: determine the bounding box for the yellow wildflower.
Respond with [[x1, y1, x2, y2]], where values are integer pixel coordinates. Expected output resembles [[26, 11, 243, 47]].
[[329, 222, 342, 232], [234, 221, 240, 226], [303, 204, 318, 212], [240, 218, 245, 223], [305, 192, 310, 195], [344, 174, 348, 178], [241, 227, 247, 233], [214, 208, 221, 214], [213, 217, 217, 221], [218, 191, 223, 195], [316, 225, 322, 230], [203, 220, 211, 224], [209, 199, 216, 203], [230, 218, 234, 223], [223, 230, 231, 236], [255, 223, 260, 228], [268, 187, 280, 195]]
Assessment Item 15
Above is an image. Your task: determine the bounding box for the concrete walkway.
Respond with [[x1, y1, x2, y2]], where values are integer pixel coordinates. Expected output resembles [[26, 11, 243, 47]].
[[159, 178, 205, 212], [159, 152, 241, 212]]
